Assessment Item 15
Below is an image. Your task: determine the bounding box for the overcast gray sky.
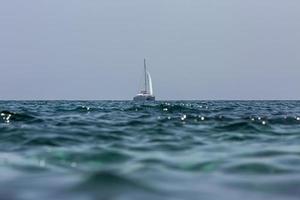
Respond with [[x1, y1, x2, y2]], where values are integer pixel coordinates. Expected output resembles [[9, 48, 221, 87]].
[[0, 0, 299, 100]]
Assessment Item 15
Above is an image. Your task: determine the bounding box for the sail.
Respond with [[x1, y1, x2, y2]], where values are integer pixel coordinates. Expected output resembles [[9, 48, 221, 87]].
[[147, 72, 153, 95]]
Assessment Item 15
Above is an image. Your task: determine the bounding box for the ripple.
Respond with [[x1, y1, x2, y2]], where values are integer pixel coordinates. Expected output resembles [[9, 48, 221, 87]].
[[223, 162, 293, 175]]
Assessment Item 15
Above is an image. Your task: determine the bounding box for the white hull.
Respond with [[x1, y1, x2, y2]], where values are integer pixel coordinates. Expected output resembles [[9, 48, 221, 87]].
[[133, 94, 155, 101]]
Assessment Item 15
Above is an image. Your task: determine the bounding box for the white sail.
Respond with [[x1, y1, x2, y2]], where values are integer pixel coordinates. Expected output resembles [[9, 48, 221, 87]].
[[147, 72, 153, 95]]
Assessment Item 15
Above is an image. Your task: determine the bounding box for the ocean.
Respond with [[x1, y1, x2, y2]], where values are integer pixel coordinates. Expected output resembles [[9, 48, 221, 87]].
[[0, 100, 300, 200]]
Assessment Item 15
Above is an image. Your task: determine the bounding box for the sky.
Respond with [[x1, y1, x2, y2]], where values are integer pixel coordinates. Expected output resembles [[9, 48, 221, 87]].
[[0, 0, 299, 100]]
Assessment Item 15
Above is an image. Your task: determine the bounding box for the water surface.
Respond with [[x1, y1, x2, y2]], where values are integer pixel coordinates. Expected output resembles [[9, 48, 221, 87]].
[[1, 101, 300, 200]]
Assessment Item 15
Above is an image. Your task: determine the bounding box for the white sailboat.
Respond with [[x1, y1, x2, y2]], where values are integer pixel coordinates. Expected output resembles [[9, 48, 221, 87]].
[[133, 59, 155, 101]]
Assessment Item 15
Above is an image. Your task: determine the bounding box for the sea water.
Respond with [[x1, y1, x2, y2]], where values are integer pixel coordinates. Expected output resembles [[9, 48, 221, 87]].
[[0, 101, 300, 200]]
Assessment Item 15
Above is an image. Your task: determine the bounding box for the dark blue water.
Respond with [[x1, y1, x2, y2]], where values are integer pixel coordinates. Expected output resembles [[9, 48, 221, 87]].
[[1, 101, 300, 200]]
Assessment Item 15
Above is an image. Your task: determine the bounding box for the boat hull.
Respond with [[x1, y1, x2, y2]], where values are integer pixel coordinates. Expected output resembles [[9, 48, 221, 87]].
[[133, 95, 155, 101]]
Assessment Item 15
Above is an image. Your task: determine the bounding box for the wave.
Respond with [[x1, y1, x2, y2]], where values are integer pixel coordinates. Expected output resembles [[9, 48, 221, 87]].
[[223, 162, 293, 175], [1, 110, 42, 123]]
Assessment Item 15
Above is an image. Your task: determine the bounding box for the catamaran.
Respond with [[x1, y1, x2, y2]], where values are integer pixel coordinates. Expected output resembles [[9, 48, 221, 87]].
[[133, 59, 155, 101]]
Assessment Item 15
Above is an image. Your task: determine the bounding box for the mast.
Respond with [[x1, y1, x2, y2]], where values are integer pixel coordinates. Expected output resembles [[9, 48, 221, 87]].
[[144, 58, 147, 93]]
